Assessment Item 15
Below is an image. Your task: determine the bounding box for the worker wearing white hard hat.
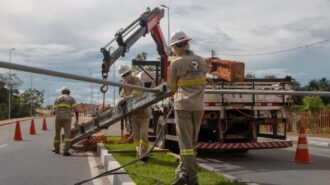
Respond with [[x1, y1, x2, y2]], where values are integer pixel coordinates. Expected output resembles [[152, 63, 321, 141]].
[[167, 31, 207, 185], [170, 30, 192, 47], [52, 86, 79, 156], [118, 64, 152, 163]]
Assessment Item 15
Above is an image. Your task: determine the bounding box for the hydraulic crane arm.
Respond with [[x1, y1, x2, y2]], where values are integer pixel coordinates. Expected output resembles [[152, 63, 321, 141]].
[[101, 7, 168, 80]]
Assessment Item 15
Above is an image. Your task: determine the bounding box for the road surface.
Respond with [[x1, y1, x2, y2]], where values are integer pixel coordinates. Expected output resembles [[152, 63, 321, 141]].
[[197, 139, 330, 185], [0, 117, 110, 185]]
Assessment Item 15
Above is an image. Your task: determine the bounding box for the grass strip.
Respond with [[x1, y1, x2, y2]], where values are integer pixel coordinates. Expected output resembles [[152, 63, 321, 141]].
[[104, 136, 242, 185]]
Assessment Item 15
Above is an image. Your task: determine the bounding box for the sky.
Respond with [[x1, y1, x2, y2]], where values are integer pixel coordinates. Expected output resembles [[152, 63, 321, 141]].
[[0, 0, 329, 106]]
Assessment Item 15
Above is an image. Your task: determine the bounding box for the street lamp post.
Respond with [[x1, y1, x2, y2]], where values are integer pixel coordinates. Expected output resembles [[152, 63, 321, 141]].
[[30, 73, 33, 116], [161, 4, 170, 50], [8, 48, 15, 119]]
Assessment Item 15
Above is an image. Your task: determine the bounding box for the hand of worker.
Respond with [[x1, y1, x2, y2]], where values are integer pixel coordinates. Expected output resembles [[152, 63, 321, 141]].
[[118, 98, 127, 107]]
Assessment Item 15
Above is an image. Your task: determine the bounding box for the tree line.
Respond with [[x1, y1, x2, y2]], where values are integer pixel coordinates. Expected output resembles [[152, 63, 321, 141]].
[[1, 70, 329, 120], [246, 73, 330, 113], [0, 72, 44, 120]]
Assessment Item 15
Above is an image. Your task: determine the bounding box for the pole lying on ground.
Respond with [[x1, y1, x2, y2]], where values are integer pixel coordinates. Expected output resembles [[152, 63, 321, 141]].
[[0, 61, 160, 93], [2, 60, 330, 97]]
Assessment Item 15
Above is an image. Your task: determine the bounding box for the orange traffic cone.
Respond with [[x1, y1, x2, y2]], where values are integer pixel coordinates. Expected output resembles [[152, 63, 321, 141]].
[[14, 121, 23, 141], [30, 119, 36, 135], [42, 117, 48, 131], [293, 127, 314, 163]]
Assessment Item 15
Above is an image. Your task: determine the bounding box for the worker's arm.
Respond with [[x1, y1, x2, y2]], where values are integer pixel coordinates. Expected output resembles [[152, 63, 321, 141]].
[[75, 111, 79, 121], [52, 98, 58, 116], [167, 62, 178, 91], [131, 79, 144, 96], [72, 98, 79, 127]]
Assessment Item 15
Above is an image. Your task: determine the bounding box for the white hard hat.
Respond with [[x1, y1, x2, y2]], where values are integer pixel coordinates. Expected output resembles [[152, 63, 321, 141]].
[[61, 86, 70, 91], [118, 64, 131, 77], [170, 31, 191, 46]]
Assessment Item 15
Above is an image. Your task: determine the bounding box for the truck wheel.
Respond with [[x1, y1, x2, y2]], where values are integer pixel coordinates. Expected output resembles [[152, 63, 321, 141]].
[[156, 116, 166, 148]]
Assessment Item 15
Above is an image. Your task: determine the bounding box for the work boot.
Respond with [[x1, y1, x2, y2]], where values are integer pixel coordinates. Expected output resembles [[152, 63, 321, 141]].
[[188, 182, 198, 185], [52, 148, 60, 154], [140, 156, 150, 163], [171, 174, 188, 185], [63, 152, 72, 156], [188, 176, 198, 185]]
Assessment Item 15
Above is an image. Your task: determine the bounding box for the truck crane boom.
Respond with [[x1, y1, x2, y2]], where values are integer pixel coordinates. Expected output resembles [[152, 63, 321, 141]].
[[71, 7, 170, 145], [101, 7, 168, 81]]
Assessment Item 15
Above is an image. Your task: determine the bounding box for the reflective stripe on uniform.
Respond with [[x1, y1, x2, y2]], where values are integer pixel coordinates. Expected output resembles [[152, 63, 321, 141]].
[[167, 80, 177, 90], [64, 138, 72, 142], [177, 77, 206, 87], [180, 149, 195, 156], [54, 104, 74, 109], [120, 90, 128, 97], [132, 89, 143, 96], [140, 139, 149, 149], [54, 140, 61, 143]]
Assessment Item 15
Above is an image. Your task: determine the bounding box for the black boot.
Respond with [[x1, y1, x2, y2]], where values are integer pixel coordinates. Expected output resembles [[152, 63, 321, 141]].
[[63, 152, 71, 156], [171, 174, 188, 185], [141, 156, 150, 163], [52, 148, 60, 154]]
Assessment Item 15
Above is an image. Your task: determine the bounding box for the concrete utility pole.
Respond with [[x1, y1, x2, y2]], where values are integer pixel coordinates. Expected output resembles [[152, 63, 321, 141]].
[[113, 64, 116, 104], [161, 4, 170, 51], [30, 73, 33, 116], [8, 48, 15, 119]]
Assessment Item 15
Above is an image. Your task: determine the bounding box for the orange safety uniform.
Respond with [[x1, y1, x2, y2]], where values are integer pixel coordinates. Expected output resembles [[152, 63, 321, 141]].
[[53, 94, 78, 153], [120, 76, 152, 158], [167, 50, 207, 184]]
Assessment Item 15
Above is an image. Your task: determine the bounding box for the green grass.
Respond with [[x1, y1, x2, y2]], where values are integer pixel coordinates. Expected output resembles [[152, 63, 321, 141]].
[[105, 136, 242, 185]]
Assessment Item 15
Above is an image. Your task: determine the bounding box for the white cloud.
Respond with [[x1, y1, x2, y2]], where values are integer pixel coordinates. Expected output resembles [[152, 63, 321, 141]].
[[0, 0, 329, 105]]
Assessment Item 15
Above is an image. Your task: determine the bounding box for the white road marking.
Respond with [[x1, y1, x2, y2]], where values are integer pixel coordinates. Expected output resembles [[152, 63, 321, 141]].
[[87, 152, 104, 185], [0, 144, 8, 149]]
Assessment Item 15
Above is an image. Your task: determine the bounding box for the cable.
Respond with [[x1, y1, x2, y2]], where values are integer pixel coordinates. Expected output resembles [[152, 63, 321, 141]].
[[74, 106, 174, 185], [218, 39, 329, 57]]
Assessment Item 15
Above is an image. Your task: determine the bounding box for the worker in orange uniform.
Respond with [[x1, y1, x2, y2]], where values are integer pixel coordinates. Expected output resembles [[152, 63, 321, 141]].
[[167, 31, 208, 185], [118, 64, 152, 163], [52, 86, 79, 156]]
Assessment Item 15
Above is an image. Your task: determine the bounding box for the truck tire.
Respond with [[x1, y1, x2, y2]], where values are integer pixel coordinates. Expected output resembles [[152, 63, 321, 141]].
[[155, 116, 166, 149]]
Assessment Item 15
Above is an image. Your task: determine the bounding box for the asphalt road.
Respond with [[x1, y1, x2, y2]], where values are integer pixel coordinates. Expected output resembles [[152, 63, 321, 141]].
[[197, 142, 330, 185], [0, 117, 108, 185]]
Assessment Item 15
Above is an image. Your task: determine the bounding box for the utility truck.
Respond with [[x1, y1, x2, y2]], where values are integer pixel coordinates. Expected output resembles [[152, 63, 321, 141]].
[[144, 58, 293, 153]]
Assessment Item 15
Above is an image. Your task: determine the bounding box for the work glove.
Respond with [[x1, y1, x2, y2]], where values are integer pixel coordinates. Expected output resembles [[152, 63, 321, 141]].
[[117, 98, 127, 107]]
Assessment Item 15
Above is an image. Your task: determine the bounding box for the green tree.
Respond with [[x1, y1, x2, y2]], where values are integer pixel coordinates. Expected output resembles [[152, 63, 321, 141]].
[[264, 75, 276, 79], [132, 52, 155, 72], [0, 72, 23, 119], [0, 72, 23, 91], [245, 72, 256, 79], [302, 96, 325, 114], [304, 78, 330, 105], [291, 78, 303, 105], [19, 88, 44, 116]]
